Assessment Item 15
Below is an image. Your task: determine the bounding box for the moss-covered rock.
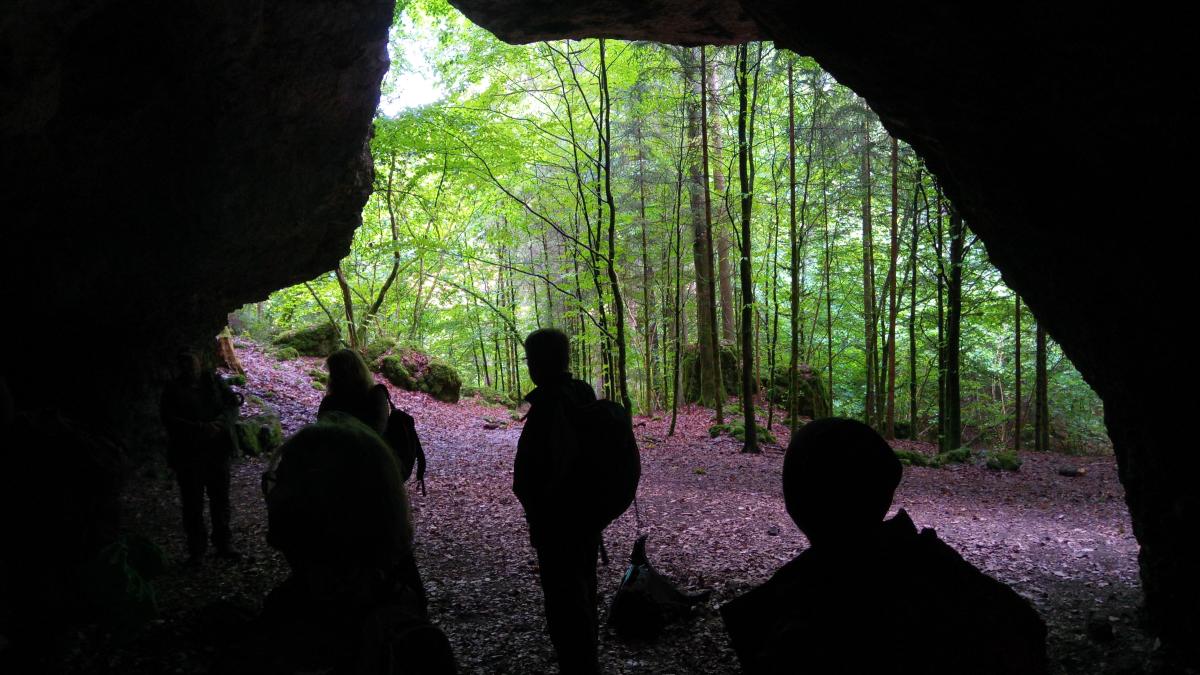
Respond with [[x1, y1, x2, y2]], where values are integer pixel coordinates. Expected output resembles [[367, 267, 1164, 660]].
[[274, 346, 299, 362], [765, 363, 830, 420], [681, 344, 744, 405], [380, 355, 414, 389], [462, 385, 517, 408], [894, 449, 931, 467], [362, 338, 397, 368], [307, 368, 329, 385], [985, 450, 1022, 471], [710, 421, 777, 445], [379, 347, 462, 403], [419, 359, 462, 403], [926, 444, 974, 466], [235, 413, 283, 457], [271, 322, 341, 357]]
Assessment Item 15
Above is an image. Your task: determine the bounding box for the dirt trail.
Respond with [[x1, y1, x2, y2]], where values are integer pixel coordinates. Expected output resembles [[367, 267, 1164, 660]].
[[98, 341, 1146, 674]]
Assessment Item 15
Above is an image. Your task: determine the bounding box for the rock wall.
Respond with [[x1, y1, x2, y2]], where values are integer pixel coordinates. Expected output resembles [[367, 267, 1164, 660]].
[[452, 0, 1194, 658], [0, 0, 1192, 660], [1, 0, 393, 450]]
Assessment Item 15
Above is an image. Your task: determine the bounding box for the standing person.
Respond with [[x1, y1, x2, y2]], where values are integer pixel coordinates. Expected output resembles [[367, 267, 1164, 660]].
[[513, 328, 606, 674], [161, 351, 242, 566], [318, 348, 390, 435]]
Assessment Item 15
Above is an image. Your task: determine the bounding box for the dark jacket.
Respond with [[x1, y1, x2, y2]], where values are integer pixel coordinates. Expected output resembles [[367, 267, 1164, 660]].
[[512, 374, 597, 547], [161, 371, 240, 463], [721, 510, 1048, 675], [318, 384, 390, 436]]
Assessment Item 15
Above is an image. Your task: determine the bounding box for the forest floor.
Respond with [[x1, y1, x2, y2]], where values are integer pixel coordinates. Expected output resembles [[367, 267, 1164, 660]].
[[82, 340, 1160, 674]]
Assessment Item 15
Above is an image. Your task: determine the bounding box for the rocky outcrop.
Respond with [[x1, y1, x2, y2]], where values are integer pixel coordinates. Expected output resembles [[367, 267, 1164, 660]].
[[452, 0, 1194, 660]]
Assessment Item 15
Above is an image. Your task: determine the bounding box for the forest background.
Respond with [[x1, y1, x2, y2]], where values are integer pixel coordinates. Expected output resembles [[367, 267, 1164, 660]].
[[235, 0, 1109, 456]]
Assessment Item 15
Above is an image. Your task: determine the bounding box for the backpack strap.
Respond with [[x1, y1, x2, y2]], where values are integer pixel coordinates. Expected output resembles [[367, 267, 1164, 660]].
[[386, 392, 427, 496]]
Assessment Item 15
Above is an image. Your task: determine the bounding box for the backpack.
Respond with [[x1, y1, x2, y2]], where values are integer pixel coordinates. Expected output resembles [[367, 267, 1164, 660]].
[[608, 535, 710, 640], [564, 398, 640, 530], [383, 401, 426, 495]]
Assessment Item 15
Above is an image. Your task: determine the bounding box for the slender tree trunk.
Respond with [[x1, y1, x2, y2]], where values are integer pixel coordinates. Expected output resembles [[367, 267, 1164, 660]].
[[598, 40, 632, 412], [935, 188, 947, 450], [335, 265, 359, 349], [1035, 320, 1049, 451], [701, 46, 724, 422], [787, 60, 799, 432], [1014, 294, 1022, 450], [705, 61, 736, 345], [885, 137, 900, 438], [860, 110, 877, 428], [736, 44, 759, 453], [669, 113, 687, 436], [909, 172, 921, 435], [946, 209, 964, 450]]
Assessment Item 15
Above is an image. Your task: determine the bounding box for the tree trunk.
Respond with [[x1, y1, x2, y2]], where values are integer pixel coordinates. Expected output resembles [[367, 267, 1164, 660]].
[[1035, 320, 1049, 451], [945, 209, 964, 450], [736, 44, 759, 453], [860, 110, 877, 428], [701, 46, 724, 422], [885, 137, 900, 438], [1014, 294, 1022, 450]]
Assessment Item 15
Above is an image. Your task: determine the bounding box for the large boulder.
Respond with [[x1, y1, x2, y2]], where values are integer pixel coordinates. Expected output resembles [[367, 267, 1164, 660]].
[[380, 347, 462, 403], [766, 364, 830, 420], [235, 412, 284, 458], [272, 323, 341, 357], [681, 344, 745, 404]]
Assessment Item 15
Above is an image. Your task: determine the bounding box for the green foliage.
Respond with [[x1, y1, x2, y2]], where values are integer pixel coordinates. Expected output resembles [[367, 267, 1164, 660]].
[[938, 448, 974, 464], [307, 368, 329, 384], [225, 373, 247, 386], [985, 450, 1023, 471], [272, 323, 341, 357]]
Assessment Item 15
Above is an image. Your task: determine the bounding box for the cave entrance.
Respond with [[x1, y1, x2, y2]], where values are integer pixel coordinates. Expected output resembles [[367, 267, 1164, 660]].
[[206, 4, 1134, 671]]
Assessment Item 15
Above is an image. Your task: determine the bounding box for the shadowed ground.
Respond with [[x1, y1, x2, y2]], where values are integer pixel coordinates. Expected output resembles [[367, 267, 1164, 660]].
[[88, 341, 1141, 674]]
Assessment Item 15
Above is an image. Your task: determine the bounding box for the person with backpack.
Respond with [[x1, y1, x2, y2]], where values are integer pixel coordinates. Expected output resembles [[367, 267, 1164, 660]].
[[514, 328, 639, 675], [161, 351, 243, 566], [318, 349, 390, 435], [318, 349, 426, 492]]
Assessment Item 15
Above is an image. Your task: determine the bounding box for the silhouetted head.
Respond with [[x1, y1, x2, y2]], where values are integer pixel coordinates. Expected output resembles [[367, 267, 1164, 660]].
[[176, 351, 201, 381], [524, 328, 570, 387], [783, 418, 901, 546], [267, 413, 412, 573], [325, 349, 374, 398]]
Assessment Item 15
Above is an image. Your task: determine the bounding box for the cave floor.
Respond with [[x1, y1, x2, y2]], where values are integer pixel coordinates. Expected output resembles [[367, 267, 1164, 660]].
[[76, 341, 1150, 674]]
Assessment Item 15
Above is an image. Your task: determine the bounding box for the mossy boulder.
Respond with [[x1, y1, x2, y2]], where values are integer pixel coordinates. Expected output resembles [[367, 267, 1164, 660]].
[[235, 413, 283, 457], [985, 450, 1022, 472], [709, 421, 777, 445], [462, 385, 517, 408], [765, 363, 830, 420], [894, 449, 931, 467], [380, 347, 462, 403], [362, 338, 397, 368], [418, 359, 462, 403], [307, 368, 329, 385], [931, 447, 974, 467], [274, 346, 299, 362], [272, 322, 341, 357], [681, 344, 744, 404], [380, 355, 415, 389]]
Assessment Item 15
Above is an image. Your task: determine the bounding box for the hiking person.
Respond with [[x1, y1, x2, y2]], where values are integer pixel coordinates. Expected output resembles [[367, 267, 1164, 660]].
[[514, 328, 639, 674], [161, 350, 242, 565], [720, 418, 1047, 674], [318, 348, 390, 435]]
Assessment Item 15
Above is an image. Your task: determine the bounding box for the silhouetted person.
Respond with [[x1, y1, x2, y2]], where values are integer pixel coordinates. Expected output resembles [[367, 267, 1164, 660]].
[[215, 413, 454, 674], [513, 328, 603, 674], [161, 351, 242, 565], [318, 349, 390, 435], [721, 418, 1048, 674]]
